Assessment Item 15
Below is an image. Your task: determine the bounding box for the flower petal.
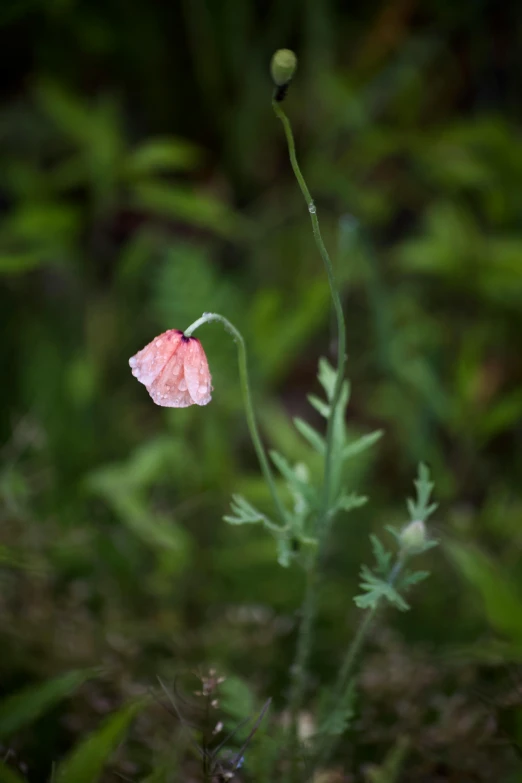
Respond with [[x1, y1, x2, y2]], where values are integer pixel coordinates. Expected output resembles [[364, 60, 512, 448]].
[[129, 329, 183, 389], [149, 349, 193, 407], [182, 337, 212, 406]]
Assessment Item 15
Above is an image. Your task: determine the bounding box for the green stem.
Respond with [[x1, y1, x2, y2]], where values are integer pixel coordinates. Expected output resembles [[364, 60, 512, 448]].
[[314, 558, 404, 770], [272, 98, 346, 509], [272, 98, 347, 758], [185, 312, 287, 526]]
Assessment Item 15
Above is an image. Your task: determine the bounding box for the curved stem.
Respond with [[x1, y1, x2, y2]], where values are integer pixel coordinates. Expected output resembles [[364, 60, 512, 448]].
[[185, 312, 288, 527], [272, 97, 346, 512]]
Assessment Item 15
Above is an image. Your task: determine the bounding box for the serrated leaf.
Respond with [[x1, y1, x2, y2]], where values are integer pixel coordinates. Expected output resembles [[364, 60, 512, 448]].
[[355, 567, 410, 611], [342, 430, 383, 461], [407, 463, 437, 522], [54, 701, 142, 783], [318, 681, 355, 738], [293, 417, 325, 455], [223, 495, 280, 532], [335, 493, 368, 513], [307, 394, 330, 418], [0, 669, 94, 740]]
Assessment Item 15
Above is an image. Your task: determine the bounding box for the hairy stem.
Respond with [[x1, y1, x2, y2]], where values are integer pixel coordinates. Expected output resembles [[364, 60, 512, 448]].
[[272, 98, 347, 758], [314, 558, 404, 770], [185, 313, 287, 526]]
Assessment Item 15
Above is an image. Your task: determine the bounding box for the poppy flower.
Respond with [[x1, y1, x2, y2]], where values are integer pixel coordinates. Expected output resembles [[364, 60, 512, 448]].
[[129, 329, 212, 407]]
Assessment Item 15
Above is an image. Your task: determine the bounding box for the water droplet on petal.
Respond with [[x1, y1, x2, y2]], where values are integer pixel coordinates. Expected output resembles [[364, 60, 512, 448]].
[[179, 379, 187, 391]]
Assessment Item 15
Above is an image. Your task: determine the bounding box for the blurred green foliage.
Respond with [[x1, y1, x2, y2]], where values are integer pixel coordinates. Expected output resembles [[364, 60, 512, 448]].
[[1, 0, 522, 780]]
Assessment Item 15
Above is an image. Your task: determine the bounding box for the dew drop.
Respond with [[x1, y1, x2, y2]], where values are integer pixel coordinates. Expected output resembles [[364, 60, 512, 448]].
[[179, 379, 187, 391], [308, 202, 316, 214]]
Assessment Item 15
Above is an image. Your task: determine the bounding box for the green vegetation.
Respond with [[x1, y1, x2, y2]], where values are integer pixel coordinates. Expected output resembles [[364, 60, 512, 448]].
[[1, 2, 522, 781]]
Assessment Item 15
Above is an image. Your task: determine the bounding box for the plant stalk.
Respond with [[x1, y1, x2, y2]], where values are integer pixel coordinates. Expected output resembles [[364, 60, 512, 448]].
[[185, 312, 287, 527], [314, 558, 404, 770], [272, 97, 347, 758]]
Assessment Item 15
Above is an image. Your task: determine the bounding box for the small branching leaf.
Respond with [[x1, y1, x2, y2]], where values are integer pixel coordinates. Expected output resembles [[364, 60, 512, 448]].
[[354, 566, 410, 611], [223, 494, 280, 532], [317, 681, 355, 738], [293, 417, 325, 455], [407, 462, 438, 522], [342, 430, 383, 461], [335, 492, 368, 513]]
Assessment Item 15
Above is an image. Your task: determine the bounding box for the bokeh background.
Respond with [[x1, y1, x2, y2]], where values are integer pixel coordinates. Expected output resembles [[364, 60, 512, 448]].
[[1, 0, 522, 780]]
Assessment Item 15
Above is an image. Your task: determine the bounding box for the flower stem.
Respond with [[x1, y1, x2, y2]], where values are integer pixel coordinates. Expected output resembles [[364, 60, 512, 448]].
[[185, 312, 288, 527], [272, 97, 347, 759], [314, 558, 404, 770]]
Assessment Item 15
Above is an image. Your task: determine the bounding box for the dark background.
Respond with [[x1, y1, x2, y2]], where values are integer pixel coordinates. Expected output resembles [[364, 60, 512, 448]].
[[1, 1, 522, 780]]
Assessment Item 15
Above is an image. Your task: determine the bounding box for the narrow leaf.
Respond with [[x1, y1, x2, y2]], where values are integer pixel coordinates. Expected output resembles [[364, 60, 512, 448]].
[[342, 430, 383, 461], [293, 417, 325, 455], [54, 701, 142, 783], [317, 357, 337, 402], [0, 669, 94, 739], [307, 394, 330, 418]]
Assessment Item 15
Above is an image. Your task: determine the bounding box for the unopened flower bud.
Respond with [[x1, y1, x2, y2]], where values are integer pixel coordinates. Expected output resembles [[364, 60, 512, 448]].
[[270, 49, 297, 87], [399, 520, 427, 555]]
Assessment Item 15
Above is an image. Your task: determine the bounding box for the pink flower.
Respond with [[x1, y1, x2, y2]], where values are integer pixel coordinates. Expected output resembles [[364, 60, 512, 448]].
[[129, 329, 212, 407]]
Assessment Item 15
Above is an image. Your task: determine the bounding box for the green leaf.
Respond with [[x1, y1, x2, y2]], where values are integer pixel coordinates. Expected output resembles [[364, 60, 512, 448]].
[[0, 761, 26, 783], [270, 450, 318, 508], [370, 534, 392, 574], [317, 681, 355, 738], [307, 394, 330, 418], [131, 182, 243, 237], [0, 669, 94, 740], [54, 701, 142, 783], [223, 494, 279, 532], [125, 138, 202, 176], [446, 542, 522, 644], [354, 566, 409, 611], [0, 252, 45, 274], [334, 492, 368, 513], [293, 417, 325, 455], [407, 463, 438, 522], [342, 430, 383, 461], [317, 357, 338, 402], [276, 537, 292, 568], [400, 570, 430, 589]]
